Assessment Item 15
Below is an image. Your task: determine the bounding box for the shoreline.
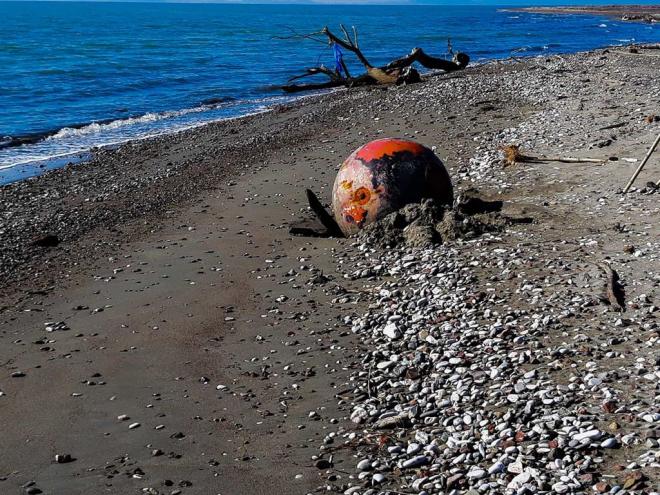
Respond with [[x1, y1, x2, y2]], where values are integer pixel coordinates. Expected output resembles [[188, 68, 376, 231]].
[[0, 88, 339, 289], [0, 45, 658, 494], [0, 92, 322, 185], [505, 5, 660, 23], [4, 37, 659, 186], [0, 44, 653, 296]]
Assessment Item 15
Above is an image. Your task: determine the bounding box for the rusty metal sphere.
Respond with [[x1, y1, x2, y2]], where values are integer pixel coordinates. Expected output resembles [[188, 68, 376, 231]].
[[332, 138, 453, 236]]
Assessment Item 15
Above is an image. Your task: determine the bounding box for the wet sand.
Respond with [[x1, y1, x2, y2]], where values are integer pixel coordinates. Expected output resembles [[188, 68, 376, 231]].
[[0, 47, 658, 494]]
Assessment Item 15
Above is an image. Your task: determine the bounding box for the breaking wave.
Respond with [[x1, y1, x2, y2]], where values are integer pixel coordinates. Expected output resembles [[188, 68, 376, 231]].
[[1, 2, 657, 183], [48, 107, 211, 140], [0, 95, 297, 176]]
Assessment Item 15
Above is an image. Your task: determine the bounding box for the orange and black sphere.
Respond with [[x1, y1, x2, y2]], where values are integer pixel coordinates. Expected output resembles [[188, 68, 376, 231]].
[[332, 138, 453, 236]]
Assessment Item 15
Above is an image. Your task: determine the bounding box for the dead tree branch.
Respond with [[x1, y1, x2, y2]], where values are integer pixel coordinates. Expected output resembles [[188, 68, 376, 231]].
[[287, 66, 342, 83], [385, 48, 470, 71], [323, 25, 372, 68], [279, 25, 470, 93]]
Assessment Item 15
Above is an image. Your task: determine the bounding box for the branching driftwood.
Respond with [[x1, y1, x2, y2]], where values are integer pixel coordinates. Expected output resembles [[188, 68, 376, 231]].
[[279, 26, 469, 93]]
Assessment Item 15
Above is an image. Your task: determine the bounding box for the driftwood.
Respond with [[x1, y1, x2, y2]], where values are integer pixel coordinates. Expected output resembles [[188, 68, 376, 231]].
[[600, 264, 626, 312], [500, 144, 605, 167], [279, 26, 469, 93], [598, 122, 627, 131], [623, 133, 660, 193]]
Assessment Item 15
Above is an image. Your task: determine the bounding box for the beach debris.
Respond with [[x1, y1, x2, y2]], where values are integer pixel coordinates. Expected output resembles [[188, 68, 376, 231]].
[[54, 454, 73, 464], [600, 263, 626, 312], [44, 321, 69, 332], [623, 132, 660, 193], [278, 26, 469, 93], [304, 189, 342, 237], [598, 121, 627, 131], [500, 144, 604, 167], [331, 138, 453, 236]]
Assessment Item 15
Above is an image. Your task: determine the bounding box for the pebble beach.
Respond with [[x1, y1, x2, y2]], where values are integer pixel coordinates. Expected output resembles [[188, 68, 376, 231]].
[[0, 46, 659, 495]]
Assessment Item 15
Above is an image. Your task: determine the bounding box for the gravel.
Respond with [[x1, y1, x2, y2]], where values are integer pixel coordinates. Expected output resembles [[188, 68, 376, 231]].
[[310, 47, 659, 495]]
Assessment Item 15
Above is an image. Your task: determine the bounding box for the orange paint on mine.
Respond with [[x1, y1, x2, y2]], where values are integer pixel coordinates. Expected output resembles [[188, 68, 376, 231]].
[[355, 138, 427, 162], [352, 187, 371, 205], [344, 205, 368, 225]]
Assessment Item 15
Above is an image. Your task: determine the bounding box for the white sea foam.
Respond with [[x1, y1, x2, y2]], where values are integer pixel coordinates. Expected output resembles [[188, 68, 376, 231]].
[[48, 106, 213, 140], [0, 98, 297, 175], [0, 91, 333, 176]]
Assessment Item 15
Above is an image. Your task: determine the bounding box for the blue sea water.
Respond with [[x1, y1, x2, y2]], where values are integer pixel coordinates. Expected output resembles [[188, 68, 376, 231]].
[[0, 1, 657, 181]]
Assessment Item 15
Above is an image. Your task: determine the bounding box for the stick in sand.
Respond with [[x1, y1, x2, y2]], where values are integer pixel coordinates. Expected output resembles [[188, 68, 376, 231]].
[[623, 133, 660, 193], [543, 156, 603, 163], [500, 145, 604, 167]]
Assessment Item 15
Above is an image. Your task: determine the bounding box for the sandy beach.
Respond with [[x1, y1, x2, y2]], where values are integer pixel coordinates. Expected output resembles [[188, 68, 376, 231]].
[[0, 46, 658, 495]]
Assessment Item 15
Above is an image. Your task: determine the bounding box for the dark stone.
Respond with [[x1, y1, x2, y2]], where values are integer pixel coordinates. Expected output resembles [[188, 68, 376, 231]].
[[31, 234, 60, 248]]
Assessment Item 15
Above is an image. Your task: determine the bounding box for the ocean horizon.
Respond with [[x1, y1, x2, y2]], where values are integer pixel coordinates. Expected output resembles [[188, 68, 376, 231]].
[[0, 1, 657, 182]]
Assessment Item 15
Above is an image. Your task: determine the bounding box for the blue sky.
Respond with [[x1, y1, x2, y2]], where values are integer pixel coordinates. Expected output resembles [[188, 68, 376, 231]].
[[5, 0, 659, 5], [5, 0, 657, 3]]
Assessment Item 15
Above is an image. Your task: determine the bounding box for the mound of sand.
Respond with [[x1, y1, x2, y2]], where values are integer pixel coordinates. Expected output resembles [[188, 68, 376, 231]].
[[356, 191, 510, 248]]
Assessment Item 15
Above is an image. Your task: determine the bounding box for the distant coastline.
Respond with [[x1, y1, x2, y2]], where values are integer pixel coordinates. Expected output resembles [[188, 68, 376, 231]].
[[504, 5, 660, 23]]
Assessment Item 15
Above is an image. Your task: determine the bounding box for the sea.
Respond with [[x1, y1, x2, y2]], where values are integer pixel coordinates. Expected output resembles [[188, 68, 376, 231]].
[[0, 1, 658, 183]]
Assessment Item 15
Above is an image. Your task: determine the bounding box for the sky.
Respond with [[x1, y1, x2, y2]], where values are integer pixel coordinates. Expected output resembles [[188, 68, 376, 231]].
[[5, 0, 659, 5], [4, 0, 658, 3]]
